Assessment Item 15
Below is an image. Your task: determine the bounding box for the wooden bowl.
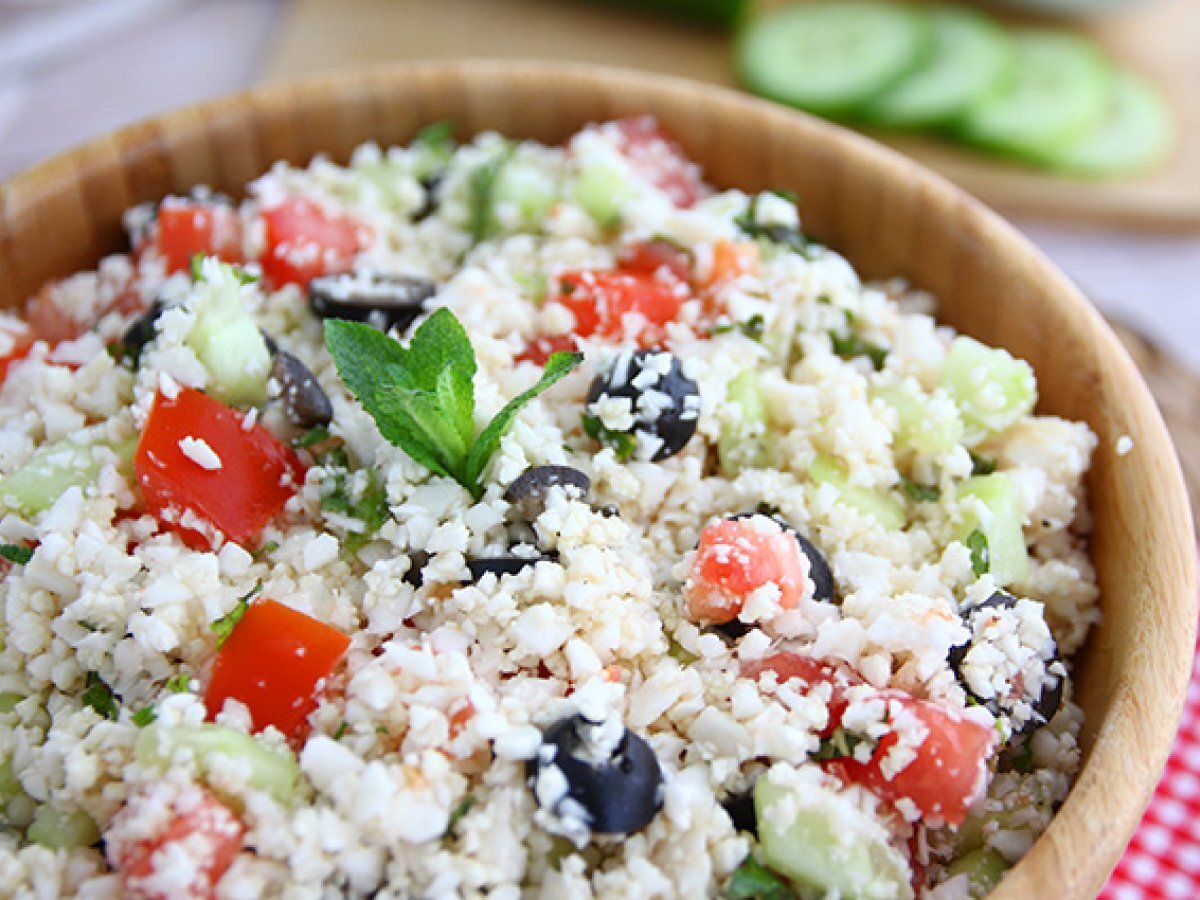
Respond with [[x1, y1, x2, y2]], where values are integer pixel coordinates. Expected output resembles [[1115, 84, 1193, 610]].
[[0, 60, 1194, 897]]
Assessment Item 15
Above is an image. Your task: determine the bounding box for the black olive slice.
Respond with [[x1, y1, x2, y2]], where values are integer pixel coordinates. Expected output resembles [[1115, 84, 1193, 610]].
[[308, 271, 436, 333], [585, 349, 700, 462], [272, 350, 333, 429], [503, 465, 591, 522], [465, 554, 557, 582], [730, 512, 836, 603]]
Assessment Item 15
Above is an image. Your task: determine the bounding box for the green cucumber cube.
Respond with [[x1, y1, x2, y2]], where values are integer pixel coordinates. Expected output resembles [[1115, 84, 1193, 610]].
[[957, 473, 1029, 586], [873, 381, 963, 455], [944, 846, 1009, 897], [186, 260, 271, 408], [943, 337, 1036, 446], [27, 805, 100, 849], [811, 453, 907, 530], [571, 162, 632, 230], [0, 438, 106, 515], [719, 370, 769, 476]]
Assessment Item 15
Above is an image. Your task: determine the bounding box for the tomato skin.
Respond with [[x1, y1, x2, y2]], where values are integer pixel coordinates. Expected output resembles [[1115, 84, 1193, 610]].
[[610, 117, 704, 208], [0, 321, 33, 385], [204, 599, 350, 741], [618, 239, 692, 283], [134, 387, 306, 549], [556, 269, 686, 342], [741, 652, 851, 736], [685, 517, 808, 624], [111, 784, 243, 900], [149, 199, 243, 275], [260, 197, 367, 288], [517, 333, 578, 366]]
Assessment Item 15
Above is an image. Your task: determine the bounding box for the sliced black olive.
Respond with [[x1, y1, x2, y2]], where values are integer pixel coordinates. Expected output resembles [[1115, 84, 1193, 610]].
[[307, 271, 436, 333], [414, 172, 444, 222], [731, 512, 836, 603], [503, 466, 591, 522], [527, 713, 663, 835], [116, 300, 166, 365], [584, 349, 700, 462], [721, 789, 757, 836], [948, 590, 1064, 733], [465, 553, 557, 582], [272, 350, 333, 429], [403, 550, 430, 588], [713, 619, 752, 642]]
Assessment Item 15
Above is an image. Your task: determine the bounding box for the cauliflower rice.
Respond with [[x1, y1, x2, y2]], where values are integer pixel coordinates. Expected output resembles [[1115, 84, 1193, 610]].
[[0, 118, 1099, 899]]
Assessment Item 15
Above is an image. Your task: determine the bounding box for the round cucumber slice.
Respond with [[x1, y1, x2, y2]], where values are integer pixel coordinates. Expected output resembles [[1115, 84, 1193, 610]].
[[862, 6, 1013, 128], [958, 30, 1112, 159], [735, 1, 932, 117], [1047, 70, 1174, 177]]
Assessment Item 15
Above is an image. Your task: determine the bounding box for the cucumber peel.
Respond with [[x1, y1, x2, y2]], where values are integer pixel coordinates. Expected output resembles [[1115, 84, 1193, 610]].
[[186, 259, 271, 407]]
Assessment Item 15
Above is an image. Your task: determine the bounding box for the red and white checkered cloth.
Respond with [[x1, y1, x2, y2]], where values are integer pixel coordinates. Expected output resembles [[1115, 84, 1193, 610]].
[[1100, 638, 1200, 898]]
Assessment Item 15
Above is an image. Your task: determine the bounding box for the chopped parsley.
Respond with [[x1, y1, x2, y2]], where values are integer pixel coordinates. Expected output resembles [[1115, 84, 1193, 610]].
[[211, 580, 263, 647], [165, 673, 193, 693], [967, 529, 991, 576], [333, 720, 350, 741], [81, 672, 119, 721], [581, 413, 637, 462], [735, 192, 811, 257], [970, 452, 997, 476], [727, 854, 793, 900], [813, 726, 870, 762], [0, 544, 33, 565], [901, 477, 940, 503], [252, 540, 280, 560], [445, 795, 476, 835], [712, 314, 765, 341], [467, 143, 515, 244], [829, 331, 888, 371], [131, 706, 157, 727]]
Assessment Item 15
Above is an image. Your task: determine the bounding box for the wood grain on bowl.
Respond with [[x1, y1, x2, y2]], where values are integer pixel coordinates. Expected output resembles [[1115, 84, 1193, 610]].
[[0, 61, 1194, 897]]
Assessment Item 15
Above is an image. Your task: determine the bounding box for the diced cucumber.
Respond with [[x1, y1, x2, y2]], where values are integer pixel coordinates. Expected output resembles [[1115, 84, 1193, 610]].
[[719, 370, 769, 476], [944, 846, 1009, 897], [957, 474, 1029, 587], [571, 162, 632, 230], [495, 157, 558, 231], [136, 723, 298, 805], [1048, 70, 1174, 177], [958, 31, 1112, 161], [411, 120, 456, 181], [755, 765, 912, 899], [942, 336, 1036, 446], [186, 259, 271, 408], [862, 6, 1013, 128], [0, 437, 107, 515], [872, 381, 963, 456], [811, 454, 907, 530], [735, 1, 932, 117], [349, 158, 412, 212], [27, 805, 100, 849]]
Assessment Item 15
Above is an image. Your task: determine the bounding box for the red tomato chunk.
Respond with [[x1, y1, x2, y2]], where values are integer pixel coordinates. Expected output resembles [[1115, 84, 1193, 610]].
[[134, 387, 306, 549], [685, 516, 808, 624], [260, 197, 368, 288], [108, 784, 243, 900], [610, 117, 704, 208], [617, 239, 692, 283], [0, 319, 33, 386], [556, 269, 686, 342], [204, 599, 350, 741], [147, 199, 243, 276]]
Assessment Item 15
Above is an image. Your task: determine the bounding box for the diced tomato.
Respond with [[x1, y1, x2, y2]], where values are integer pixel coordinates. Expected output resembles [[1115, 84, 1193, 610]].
[[0, 318, 33, 385], [844, 694, 996, 827], [110, 784, 243, 900], [145, 199, 243, 275], [703, 240, 760, 291], [204, 599, 350, 741], [447, 700, 475, 740], [610, 117, 704, 208], [684, 516, 808, 624], [134, 387, 306, 549], [517, 333, 578, 366], [259, 197, 368, 289], [556, 269, 686, 342], [741, 652, 852, 736], [618, 239, 692, 283], [24, 284, 90, 343]]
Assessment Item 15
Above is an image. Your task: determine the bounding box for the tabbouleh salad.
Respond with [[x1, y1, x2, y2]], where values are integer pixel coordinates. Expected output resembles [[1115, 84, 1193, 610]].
[[0, 117, 1099, 899]]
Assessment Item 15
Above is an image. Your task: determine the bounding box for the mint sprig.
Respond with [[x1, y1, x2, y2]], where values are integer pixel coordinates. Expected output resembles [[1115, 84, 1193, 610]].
[[324, 309, 582, 499]]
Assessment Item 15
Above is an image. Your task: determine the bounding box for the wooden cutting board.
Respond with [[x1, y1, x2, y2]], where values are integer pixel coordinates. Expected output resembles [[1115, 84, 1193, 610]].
[[261, 0, 1200, 231]]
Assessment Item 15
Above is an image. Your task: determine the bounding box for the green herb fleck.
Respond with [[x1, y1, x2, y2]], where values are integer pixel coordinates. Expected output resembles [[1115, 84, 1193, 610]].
[[813, 727, 869, 762], [296, 426, 333, 450], [514, 272, 549, 306], [712, 314, 765, 341], [445, 795, 476, 835], [412, 120, 456, 179], [131, 706, 156, 727], [81, 672, 119, 721], [191, 254, 257, 284], [211, 580, 263, 647], [901, 477, 940, 503], [252, 540, 280, 560], [0, 544, 33, 565], [333, 720, 349, 741], [970, 452, 997, 476], [735, 194, 810, 257], [165, 673, 192, 693], [755, 502, 782, 518], [967, 529, 990, 576], [468, 144, 515, 244], [581, 413, 637, 462], [325, 310, 582, 499], [727, 854, 793, 900], [829, 331, 888, 371], [1001, 735, 1035, 774]]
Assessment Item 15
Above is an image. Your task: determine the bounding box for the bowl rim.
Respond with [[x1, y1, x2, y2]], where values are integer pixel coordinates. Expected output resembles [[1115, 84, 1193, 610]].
[[0, 57, 1195, 899]]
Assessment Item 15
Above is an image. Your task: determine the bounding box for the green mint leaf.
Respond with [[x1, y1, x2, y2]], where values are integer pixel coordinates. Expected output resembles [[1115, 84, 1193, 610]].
[[465, 350, 584, 495], [735, 193, 811, 257], [252, 540, 279, 560], [970, 452, 997, 476], [727, 854, 793, 900], [333, 720, 349, 741], [582, 413, 637, 462], [413, 120, 456, 179], [132, 706, 156, 727], [0, 544, 33, 565], [829, 330, 888, 371], [211, 580, 263, 647], [445, 795, 476, 836], [468, 144, 515, 244], [967, 529, 990, 576], [165, 673, 192, 694], [81, 672, 119, 721], [901, 477, 940, 503]]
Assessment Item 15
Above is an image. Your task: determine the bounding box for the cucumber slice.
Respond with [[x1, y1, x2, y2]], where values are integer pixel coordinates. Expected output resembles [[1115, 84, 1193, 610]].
[[735, 1, 932, 116], [718, 370, 769, 476], [811, 453, 907, 530], [957, 473, 1030, 587], [755, 764, 913, 899], [572, 162, 633, 230], [942, 336, 1036, 447], [1049, 70, 1174, 177], [872, 381, 963, 456], [0, 436, 116, 516], [944, 846, 1009, 897], [27, 805, 100, 849], [186, 260, 271, 408], [958, 30, 1112, 159], [862, 6, 1013, 128]]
